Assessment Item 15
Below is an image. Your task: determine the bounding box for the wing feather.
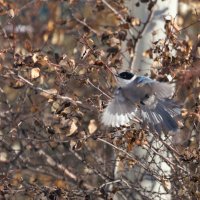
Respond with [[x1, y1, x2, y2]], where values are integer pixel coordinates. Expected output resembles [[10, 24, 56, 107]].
[[101, 89, 137, 127]]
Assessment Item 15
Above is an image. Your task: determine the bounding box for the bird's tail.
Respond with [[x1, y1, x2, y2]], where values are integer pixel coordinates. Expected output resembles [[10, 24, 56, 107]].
[[141, 99, 181, 133]]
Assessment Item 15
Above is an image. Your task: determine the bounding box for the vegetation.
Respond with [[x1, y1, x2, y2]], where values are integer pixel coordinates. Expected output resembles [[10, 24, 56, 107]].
[[0, 0, 199, 199]]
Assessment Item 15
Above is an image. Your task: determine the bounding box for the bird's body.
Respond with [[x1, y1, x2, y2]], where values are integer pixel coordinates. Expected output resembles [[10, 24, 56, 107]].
[[101, 72, 180, 133]]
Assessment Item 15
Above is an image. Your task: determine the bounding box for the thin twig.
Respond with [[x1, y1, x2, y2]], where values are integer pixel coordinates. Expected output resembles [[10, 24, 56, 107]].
[[97, 138, 161, 182], [16, 74, 97, 111], [101, 0, 136, 38], [38, 149, 93, 190], [72, 14, 99, 35], [69, 148, 112, 181], [87, 79, 111, 99], [130, 4, 155, 70]]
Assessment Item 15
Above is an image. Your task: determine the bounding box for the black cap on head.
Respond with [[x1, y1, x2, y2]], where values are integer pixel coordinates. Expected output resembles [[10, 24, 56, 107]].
[[117, 72, 134, 80]]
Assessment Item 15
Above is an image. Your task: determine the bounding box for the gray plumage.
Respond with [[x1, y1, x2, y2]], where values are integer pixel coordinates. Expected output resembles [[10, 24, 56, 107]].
[[101, 72, 180, 133]]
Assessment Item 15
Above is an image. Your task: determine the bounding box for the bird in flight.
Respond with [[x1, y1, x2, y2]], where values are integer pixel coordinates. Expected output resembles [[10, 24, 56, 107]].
[[101, 72, 181, 133]]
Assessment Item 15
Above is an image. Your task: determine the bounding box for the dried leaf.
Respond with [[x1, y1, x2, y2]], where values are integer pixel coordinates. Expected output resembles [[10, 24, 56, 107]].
[[12, 80, 25, 89], [120, 23, 129, 29], [67, 118, 78, 136], [0, 152, 7, 162], [47, 20, 54, 31], [131, 18, 140, 26], [143, 49, 153, 58], [54, 180, 68, 189], [31, 67, 40, 79], [81, 45, 90, 59], [88, 119, 97, 134], [8, 9, 15, 18], [24, 39, 32, 52], [70, 139, 83, 150], [110, 37, 120, 46]]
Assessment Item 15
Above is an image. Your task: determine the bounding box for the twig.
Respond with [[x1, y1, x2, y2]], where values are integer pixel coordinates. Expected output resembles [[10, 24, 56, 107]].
[[16, 74, 97, 111], [69, 148, 112, 181], [72, 14, 99, 35], [38, 149, 76, 180], [130, 4, 155, 70], [144, 144, 186, 173], [102, 0, 127, 24], [177, 19, 200, 33], [38, 149, 93, 189], [87, 79, 111, 99], [97, 138, 161, 182], [101, 0, 136, 38]]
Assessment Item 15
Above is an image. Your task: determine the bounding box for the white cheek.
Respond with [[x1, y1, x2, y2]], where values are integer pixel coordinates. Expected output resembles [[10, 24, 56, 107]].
[[117, 78, 132, 87]]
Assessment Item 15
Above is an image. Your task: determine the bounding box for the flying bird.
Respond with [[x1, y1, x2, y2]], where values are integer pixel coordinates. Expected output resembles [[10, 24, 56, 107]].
[[101, 72, 180, 133]]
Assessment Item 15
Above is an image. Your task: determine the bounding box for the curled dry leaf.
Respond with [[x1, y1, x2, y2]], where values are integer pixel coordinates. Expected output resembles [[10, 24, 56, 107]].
[[8, 9, 15, 18], [88, 119, 97, 134], [66, 118, 78, 136], [51, 101, 60, 113], [31, 68, 40, 79], [162, 179, 171, 191], [12, 80, 25, 89], [70, 139, 83, 151], [143, 49, 153, 59]]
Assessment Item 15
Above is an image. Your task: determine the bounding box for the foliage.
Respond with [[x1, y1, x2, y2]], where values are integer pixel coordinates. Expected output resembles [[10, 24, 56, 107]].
[[0, 0, 199, 199]]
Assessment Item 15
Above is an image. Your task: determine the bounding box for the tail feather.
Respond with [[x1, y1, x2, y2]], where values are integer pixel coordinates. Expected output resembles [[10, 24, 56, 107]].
[[156, 103, 179, 131], [141, 99, 179, 133]]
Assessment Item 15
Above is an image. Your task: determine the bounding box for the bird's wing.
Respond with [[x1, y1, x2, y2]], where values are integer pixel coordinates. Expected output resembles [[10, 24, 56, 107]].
[[101, 88, 139, 127], [133, 76, 175, 98], [123, 78, 180, 133], [150, 81, 175, 99]]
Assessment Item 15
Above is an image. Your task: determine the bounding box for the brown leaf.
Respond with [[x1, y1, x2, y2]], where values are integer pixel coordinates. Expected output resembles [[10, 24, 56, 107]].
[[31, 67, 40, 79], [88, 119, 97, 134], [8, 9, 15, 18], [12, 80, 25, 89], [66, 118, 78, 136], [120, 23, 129, 29], [131, 18, 141, 26], [24, 39, 32, 52]]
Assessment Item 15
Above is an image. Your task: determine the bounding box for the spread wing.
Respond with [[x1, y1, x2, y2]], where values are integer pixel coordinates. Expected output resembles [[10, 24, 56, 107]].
[[131, 79, 180, 133], [101, 88, 139, 127], [133, 76, 176, 99], [102, 76, 180, 133], [151, 81, 175, 99]]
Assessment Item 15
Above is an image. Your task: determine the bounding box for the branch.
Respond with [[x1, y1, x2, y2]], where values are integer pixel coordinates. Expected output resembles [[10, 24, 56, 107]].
[[97, 138, 161, 182], [38, 149, 93, 189], [87, 79, 111, 99], [130, 3, 155, 69], [71, 14, 99, 35], [16, 74, 97, 111], [101, 0, 136, 38]]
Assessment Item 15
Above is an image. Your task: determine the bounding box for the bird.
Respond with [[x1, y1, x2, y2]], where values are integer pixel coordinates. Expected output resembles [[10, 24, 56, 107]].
[[101, 71, 181, 133]]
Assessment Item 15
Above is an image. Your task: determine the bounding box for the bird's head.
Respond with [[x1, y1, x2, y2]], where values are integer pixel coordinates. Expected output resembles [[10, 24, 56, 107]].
[[115, 72, 136, 87]]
